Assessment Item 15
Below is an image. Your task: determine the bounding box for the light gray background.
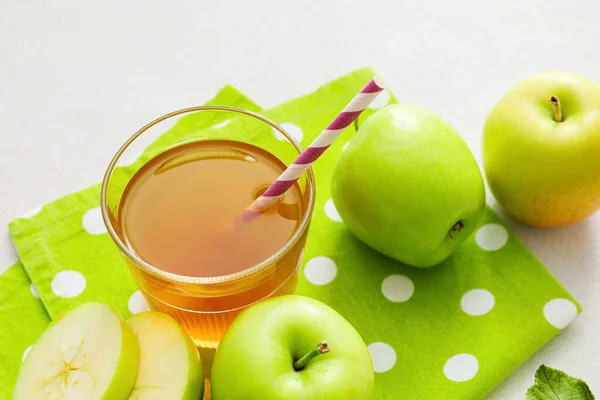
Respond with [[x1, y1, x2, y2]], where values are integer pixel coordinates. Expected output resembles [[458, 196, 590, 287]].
[[1, 0, 598, 398]]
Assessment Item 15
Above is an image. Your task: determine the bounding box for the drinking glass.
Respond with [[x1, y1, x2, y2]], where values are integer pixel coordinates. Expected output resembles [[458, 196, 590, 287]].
[[100, 106, 316, 364]]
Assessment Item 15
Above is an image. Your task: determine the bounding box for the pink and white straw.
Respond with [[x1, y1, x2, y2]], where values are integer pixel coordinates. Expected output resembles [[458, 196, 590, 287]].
[[242, 76, 386, 220]]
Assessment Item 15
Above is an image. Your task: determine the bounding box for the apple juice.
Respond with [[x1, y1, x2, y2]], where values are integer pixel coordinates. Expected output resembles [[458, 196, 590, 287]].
[[115, 140, 308, 349]]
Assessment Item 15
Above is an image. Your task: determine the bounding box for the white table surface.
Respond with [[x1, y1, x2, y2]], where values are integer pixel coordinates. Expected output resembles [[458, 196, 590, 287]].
[[1, 0, 598, 398]]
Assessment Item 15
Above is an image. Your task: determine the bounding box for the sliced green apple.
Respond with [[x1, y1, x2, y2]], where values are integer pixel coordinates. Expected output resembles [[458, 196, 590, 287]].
[[127, 312, 204, 400], [13, 302, 139, 400]]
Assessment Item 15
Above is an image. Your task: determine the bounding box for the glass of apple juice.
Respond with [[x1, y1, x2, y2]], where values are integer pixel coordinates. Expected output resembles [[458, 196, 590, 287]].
[[100, 106, 316, 366]]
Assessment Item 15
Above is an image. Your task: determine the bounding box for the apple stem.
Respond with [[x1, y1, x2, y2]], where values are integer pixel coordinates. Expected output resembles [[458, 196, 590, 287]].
[[550, 96, 563, 122], [449, 221, 464, 239], [293, 341, 330, 371]]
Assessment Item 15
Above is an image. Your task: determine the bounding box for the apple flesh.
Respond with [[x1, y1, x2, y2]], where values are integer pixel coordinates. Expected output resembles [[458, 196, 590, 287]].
[[13, 303, 139, 400], [483, 71, 600, 226], [211, 295, 374, 400], [332, 103, 485, 267], [127, 312, 204, 400]]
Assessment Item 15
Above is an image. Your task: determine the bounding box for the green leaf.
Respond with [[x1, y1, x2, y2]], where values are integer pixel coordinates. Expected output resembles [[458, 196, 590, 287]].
[[526, 365, 595, 400]]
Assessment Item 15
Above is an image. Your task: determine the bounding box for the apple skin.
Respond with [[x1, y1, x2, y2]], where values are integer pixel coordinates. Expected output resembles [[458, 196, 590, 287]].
[[109, 316, 140, 400], [332, 103, 486, 268], [483, 71, 600, 227], [211, 295, 374, 400]]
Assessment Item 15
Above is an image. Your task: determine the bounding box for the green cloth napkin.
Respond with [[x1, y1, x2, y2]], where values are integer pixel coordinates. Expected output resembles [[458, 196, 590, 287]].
[[4, 68, 581, 399], [0, 262, 50, 396]]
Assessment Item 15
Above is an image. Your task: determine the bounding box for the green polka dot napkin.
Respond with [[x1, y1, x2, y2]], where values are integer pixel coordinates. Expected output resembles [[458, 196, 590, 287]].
[[4, 67, 581, 399], [0, 262, 50, 396]]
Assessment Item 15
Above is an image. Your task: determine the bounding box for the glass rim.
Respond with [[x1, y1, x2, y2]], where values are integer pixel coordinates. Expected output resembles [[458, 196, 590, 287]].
[[100, 105, 316, 286]]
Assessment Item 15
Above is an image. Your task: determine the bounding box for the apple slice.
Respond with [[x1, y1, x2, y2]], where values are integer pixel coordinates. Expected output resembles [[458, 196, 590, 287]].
[[127, 312, 204, 400], [13, 302, 139, 400]]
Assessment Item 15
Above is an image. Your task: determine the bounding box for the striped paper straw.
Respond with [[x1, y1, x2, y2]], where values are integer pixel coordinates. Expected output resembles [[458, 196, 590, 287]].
[[242, 76, 385, 220]]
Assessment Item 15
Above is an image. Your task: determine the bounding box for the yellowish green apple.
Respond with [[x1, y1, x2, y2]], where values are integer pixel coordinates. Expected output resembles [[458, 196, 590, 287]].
[[127, 312, 204, 400], [13, 303, 139, 400], [483, 71, 600, 226], [211, 295, 374, 400], [332, 103, 486, 267]]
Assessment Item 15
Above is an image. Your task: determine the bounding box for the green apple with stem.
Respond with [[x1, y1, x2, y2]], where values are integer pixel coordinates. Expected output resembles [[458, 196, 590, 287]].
[[211, 295, 374, 400], [332, 103, 486, 268], [13, 303, 139, 400], [483, 71, 600, 226], [127, 312, 204, 400]]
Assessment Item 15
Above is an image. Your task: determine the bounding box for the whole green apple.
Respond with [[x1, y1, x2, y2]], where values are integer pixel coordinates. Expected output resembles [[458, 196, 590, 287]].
[[483, 71, 600, 227], [331, 103, 485, 268], [211, 295, 374, 400]]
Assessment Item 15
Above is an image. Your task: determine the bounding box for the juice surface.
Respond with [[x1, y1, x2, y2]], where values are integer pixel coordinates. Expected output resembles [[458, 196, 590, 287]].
[[118, 140, 303, 278]]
